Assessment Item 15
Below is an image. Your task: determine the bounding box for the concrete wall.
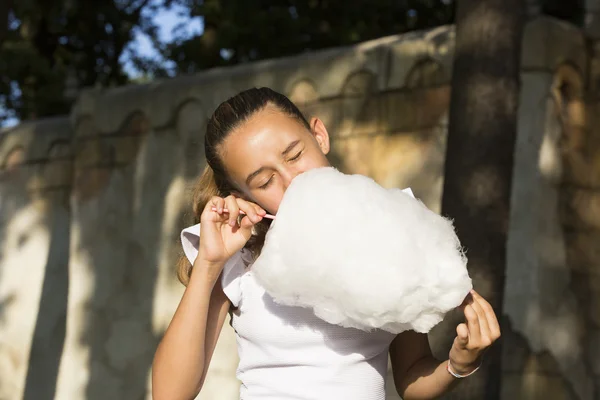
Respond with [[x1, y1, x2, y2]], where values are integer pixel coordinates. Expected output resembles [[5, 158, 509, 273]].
[[55, 24, 455, 400], [504, 18, 593, 400], [0, 15, 599, 400], [0, 118, 72, 400]]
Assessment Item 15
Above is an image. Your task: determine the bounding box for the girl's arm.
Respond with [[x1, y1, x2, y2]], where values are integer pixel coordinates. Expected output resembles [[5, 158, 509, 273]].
[[152, 261, 231, 400], [389, 331, 457, 399], [390, 290, 500, 400], [153, 195, 265, 399]]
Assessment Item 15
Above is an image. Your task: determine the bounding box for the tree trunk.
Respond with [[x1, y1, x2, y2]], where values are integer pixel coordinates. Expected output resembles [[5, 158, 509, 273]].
[[441, 0, 525, 398]]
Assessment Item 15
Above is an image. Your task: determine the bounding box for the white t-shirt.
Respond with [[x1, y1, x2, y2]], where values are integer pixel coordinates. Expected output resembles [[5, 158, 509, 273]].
[[181, 225, 397, 400]]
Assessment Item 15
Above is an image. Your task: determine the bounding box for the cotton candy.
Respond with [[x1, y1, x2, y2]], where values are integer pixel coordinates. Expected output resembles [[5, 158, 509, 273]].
[[252, 167, 472, 334]]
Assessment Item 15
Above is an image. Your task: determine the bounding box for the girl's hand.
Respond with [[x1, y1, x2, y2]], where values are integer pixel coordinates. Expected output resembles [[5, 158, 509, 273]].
[[197, 195, 266, 268], [448, 290, 501, 375]]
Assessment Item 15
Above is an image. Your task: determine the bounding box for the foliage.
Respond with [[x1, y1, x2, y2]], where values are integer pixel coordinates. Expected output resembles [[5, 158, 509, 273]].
[[0, 0, 588, 124], [148, 0, 456, 75], [0, 0, 156, 122]]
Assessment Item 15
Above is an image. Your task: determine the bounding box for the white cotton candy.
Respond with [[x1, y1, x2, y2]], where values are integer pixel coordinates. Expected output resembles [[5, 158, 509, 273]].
[[252, 167, 472, 334]]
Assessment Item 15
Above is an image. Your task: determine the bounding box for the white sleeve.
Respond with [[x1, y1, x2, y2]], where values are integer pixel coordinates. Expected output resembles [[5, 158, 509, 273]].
[[388, 187, 416, 198], [180, 223, 246, 307], [402, 187, 415, 198], [220, 252, 245, 307]]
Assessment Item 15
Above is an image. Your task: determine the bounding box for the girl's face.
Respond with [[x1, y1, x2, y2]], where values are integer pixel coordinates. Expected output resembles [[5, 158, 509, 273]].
[[220, 106, 331, 214]]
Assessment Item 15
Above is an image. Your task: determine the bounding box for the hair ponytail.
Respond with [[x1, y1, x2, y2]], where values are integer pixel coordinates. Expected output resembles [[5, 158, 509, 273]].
[[192, 165, 221, 221]]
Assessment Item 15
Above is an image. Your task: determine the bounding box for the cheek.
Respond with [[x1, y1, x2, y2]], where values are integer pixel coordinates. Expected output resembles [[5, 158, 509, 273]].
[[298, 149, 329, 171], [248, 150, 329, 214], [252, 187, 285, 214]]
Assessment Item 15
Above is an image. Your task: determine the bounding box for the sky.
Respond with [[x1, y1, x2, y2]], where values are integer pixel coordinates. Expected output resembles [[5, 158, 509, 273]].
[[123, 2, 204, 78]]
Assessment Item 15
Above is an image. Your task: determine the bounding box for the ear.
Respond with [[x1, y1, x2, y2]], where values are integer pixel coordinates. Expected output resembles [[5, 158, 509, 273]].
[[310, 117, 330, 155]]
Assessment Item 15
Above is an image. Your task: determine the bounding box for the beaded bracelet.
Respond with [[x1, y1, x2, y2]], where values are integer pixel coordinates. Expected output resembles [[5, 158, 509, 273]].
[[446, 359, 481, 378]]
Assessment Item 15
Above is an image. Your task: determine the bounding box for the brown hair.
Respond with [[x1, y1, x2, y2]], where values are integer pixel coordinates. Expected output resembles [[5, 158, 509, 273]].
[[177, 87, 310, 285]]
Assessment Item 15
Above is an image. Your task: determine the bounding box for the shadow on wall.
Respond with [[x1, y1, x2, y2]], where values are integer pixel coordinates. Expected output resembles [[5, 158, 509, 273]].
[[553, 63, 600, 399], [67, 112, 166, 400], [0, 120, 72, 400], [64, 104, 209, 399], [22, 208, 71, 400], [501, 62, 597, 400], [292, 67, 450, 210]]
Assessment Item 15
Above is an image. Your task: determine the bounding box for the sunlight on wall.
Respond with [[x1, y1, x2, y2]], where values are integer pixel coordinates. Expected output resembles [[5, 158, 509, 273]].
[[0, 204, 49, 399]]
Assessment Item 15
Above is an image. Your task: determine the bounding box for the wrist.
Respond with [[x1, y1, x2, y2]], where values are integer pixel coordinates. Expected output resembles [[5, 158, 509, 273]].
[[447, 358, 481, 378], [190, 258, 225, 286]]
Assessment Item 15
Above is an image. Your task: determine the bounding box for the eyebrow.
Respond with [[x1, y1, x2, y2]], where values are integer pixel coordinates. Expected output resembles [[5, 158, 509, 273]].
[[281, 140, 300, 157], [245, 140, 301, 186]]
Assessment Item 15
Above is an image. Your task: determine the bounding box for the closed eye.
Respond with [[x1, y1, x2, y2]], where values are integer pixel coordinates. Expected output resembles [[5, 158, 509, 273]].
[[288, 151, 302, 162], [258, 176, 274, 190]]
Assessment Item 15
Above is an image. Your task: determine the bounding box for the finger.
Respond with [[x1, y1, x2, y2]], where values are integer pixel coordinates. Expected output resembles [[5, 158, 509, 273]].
[[455, 323, 469, 349], [252, 202, 267, 217], [469, 297, 492, 344], [210, 196, 225, 214], [203, 196, 225, 221], [236, 198, 262, 224], [464, 304, 481, 347], [239, 214, 255, 230], [224, 196, 240, 227], [471, 290, 501, 340], [459, 292, 474, 310]]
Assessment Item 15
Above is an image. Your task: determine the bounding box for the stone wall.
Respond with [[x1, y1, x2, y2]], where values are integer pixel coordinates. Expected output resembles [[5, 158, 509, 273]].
[[0, 15, 599, 400]]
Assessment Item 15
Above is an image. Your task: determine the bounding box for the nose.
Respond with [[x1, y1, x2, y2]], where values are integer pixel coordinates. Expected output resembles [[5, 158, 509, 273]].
[[281, 167, 301, 189]]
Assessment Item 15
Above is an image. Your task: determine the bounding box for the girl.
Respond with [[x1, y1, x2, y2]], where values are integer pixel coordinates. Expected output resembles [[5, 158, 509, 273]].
[[152, 87, 500, 400]]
